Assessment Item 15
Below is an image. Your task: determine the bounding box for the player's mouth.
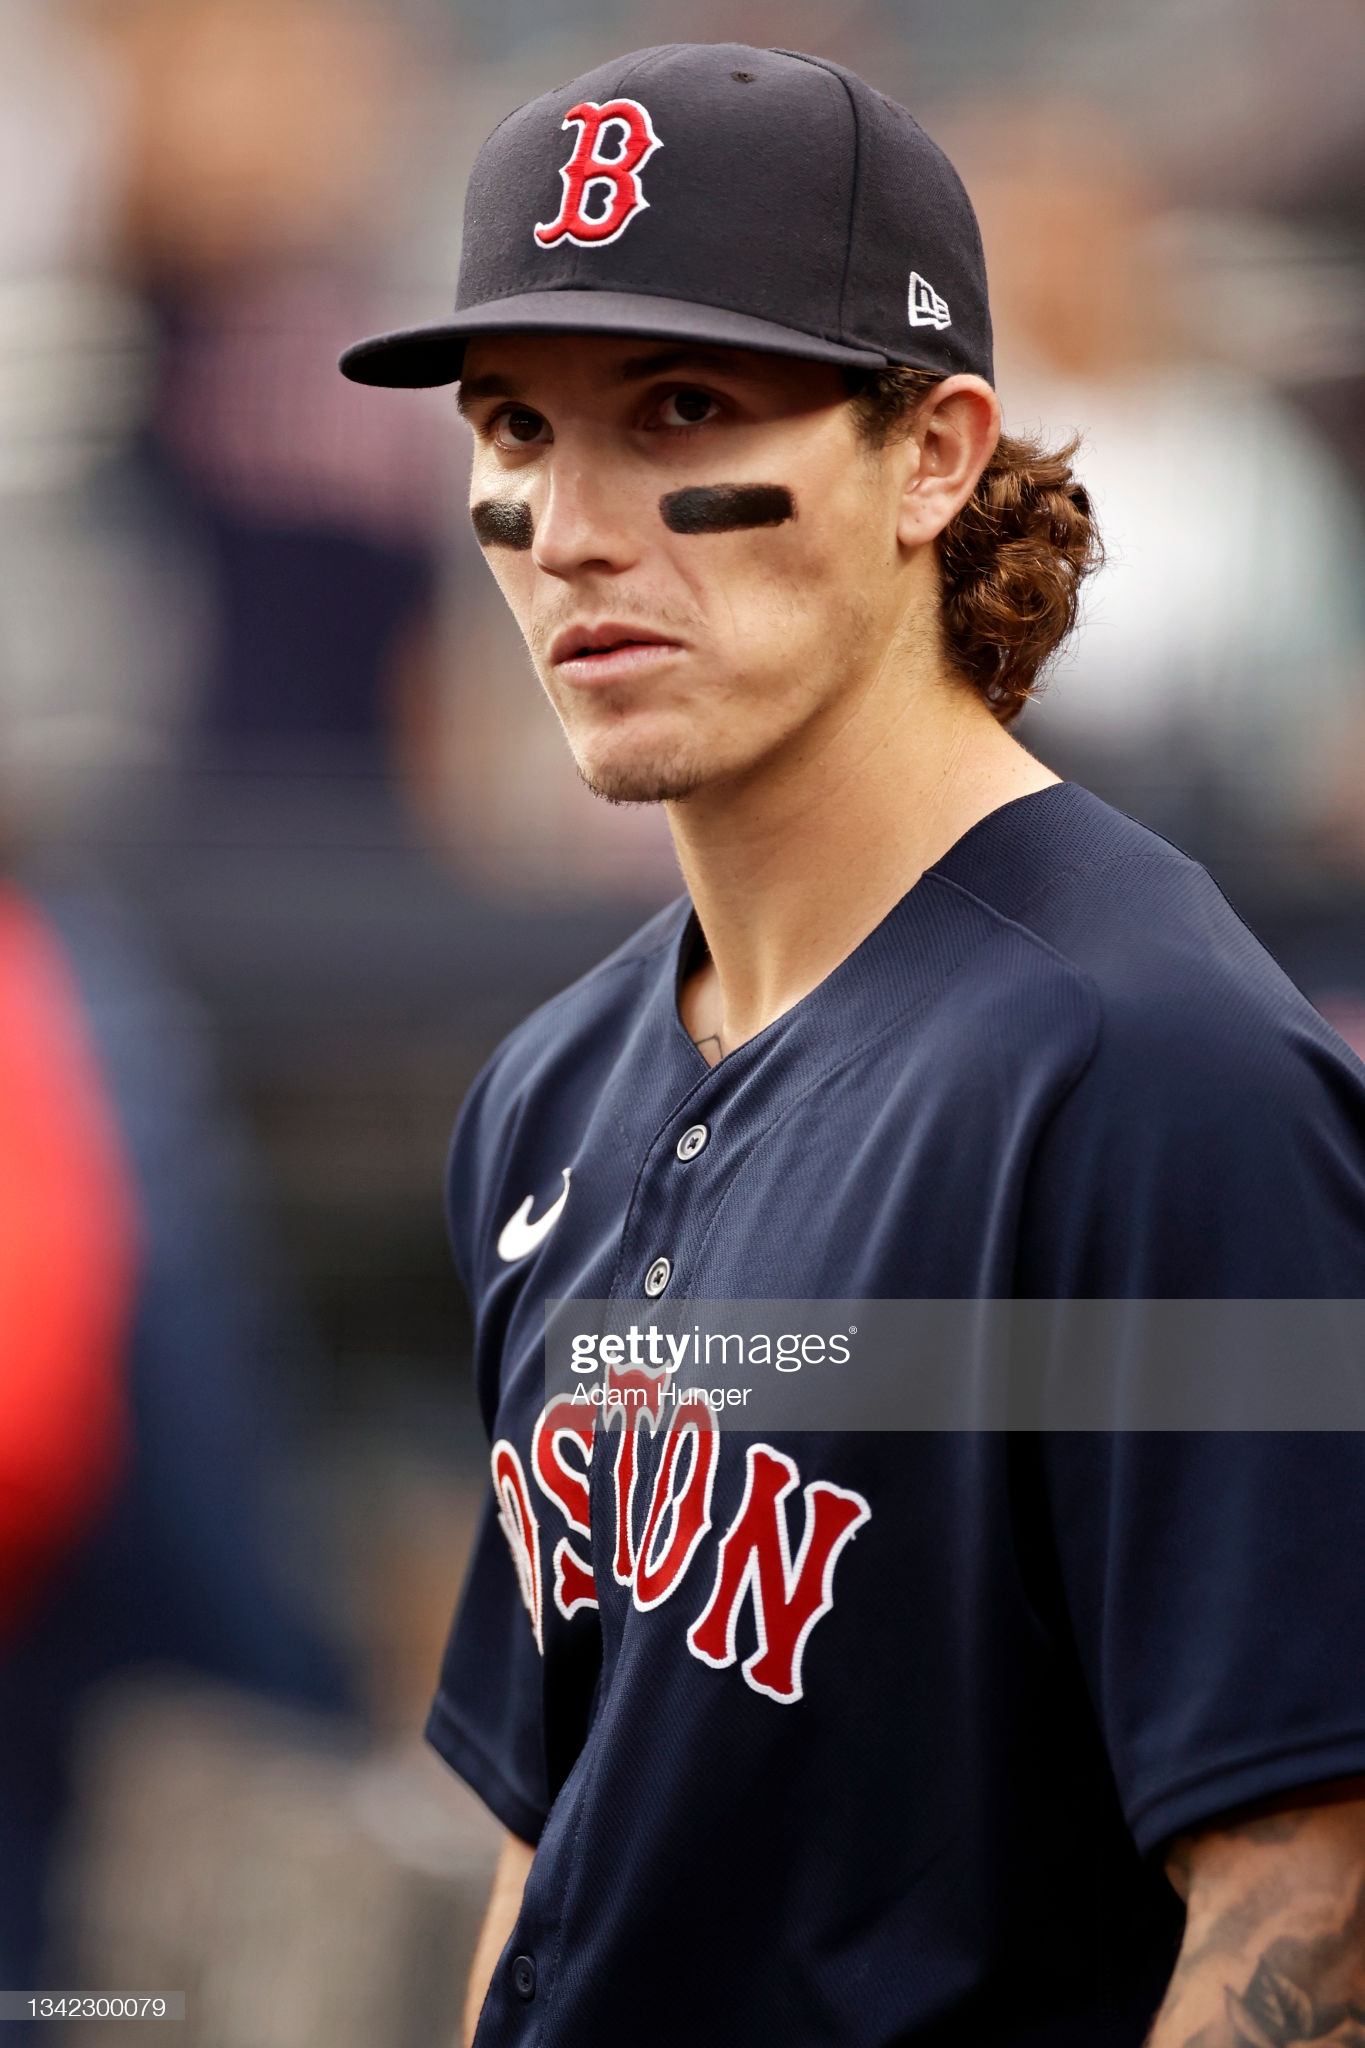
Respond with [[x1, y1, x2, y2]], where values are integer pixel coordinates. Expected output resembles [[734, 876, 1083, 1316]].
[[549, 622, 684, 685]]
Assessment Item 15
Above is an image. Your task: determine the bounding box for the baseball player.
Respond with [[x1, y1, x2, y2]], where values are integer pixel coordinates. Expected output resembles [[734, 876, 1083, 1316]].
[[342, 44, 1365, 2048]]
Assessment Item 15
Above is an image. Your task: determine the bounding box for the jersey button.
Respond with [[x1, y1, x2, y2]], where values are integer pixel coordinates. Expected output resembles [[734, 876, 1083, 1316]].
[[676, 1123, 708, 1161], [511, 1954, 536, 2001], [644, 1255, 672, 1297]]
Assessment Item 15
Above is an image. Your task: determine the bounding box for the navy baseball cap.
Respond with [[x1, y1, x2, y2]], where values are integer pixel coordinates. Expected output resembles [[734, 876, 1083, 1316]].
[[340, 43, 993, 388]]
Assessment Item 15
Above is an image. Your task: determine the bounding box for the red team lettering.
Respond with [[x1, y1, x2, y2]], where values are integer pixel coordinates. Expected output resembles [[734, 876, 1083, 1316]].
[[603, 1365, 664, 1586], [514, 1386, 870, 1702], [552, 1541, 598, 1619], [632, 1400, 719, 1610], [531, 1397, 597, 1620], [534, 99, 662, 249], [688, 1444, 871, 1703], [531, 1396, 593, 1537], [490, 1438, 543, 1652]]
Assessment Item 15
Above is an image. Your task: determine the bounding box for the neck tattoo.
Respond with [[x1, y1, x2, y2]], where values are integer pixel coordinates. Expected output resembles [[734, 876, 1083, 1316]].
[[660, 483, 795, 534]]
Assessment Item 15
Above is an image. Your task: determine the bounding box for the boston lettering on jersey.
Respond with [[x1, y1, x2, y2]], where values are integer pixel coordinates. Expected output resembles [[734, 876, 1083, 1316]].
[[500, 1376, 870, 1703], [433, 786, 1365, 2048]]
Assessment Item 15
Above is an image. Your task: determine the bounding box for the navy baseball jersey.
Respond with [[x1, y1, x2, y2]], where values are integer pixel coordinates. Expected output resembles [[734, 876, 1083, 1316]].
[[432, 784, 1365, 2047]]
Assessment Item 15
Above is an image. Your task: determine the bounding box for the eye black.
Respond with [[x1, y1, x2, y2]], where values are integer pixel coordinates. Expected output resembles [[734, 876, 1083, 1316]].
[[505, 408, 544, 442]]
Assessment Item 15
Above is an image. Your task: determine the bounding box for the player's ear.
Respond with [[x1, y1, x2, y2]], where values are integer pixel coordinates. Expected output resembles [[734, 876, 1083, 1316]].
[[894, 376, 1000, 550]]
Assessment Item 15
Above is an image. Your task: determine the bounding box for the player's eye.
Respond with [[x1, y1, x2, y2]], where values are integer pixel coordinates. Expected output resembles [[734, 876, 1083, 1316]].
[[492, 406, 551, 448], [658, 388, 719, 429]]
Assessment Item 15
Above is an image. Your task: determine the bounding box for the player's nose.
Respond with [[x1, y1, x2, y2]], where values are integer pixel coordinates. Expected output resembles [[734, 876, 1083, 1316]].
[[531, 452, 648, 581]]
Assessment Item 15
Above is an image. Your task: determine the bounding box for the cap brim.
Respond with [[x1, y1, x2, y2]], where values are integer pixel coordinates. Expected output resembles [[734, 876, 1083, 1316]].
[[339, 290, 889, 388]]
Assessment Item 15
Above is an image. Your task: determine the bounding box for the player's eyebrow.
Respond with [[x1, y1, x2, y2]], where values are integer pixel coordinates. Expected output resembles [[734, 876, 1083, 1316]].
[[459, 349, 748, 411], [456, 373, 519, 413], [614, 346, 751, 383]]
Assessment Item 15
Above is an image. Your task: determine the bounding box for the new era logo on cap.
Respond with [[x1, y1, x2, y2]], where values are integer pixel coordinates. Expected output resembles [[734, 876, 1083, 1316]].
[[908, 272, 951, 331]]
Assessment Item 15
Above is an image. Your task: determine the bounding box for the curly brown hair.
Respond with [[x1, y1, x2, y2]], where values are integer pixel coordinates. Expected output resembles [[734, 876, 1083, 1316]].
[[844, 367, 1101, 724]]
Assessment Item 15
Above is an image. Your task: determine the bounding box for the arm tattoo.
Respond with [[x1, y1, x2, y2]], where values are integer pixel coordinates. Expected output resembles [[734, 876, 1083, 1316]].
[[1177, 1871, 1365, 2048]]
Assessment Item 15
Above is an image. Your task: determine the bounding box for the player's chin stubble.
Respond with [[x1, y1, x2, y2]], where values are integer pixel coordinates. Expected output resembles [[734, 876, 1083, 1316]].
[[543, 682, 711, 804], [567, 731, 709, 806], [576, 761, 707, 806]]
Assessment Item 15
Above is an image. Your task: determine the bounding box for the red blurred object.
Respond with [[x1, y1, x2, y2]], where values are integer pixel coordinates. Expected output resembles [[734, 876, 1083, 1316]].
[[0, 887, 139, 1642]]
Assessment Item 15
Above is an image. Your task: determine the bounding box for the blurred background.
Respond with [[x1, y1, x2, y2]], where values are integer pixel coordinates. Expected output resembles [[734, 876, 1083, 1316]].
[[0, 0, 1362, 2041]]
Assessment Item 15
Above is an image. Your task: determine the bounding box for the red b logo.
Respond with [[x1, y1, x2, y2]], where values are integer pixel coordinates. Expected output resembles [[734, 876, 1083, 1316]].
[[535, 98, 662, 250]]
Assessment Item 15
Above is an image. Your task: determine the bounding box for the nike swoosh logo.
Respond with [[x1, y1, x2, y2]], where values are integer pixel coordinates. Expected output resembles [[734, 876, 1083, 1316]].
[[496, 1169, 571, 1264]]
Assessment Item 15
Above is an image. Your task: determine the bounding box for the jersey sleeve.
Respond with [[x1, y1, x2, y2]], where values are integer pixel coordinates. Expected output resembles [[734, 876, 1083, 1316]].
[[424, 1060, 550, 1842], [1020, 972, 1365, 1853], [434, 1034, 594, 1845], [426, 1490, 552, 1846]]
